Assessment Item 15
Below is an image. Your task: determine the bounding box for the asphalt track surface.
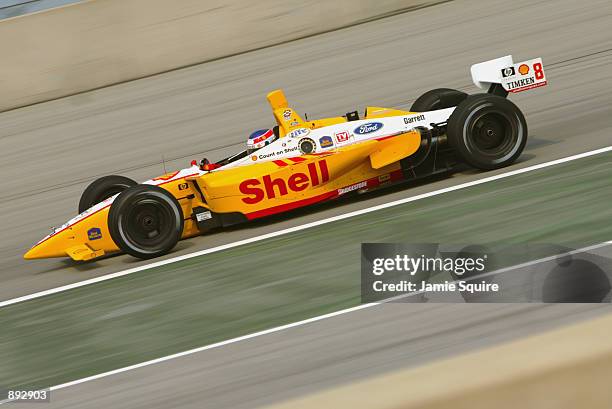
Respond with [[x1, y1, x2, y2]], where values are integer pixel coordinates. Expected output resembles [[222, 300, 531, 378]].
[[1, 0, 611, 407]]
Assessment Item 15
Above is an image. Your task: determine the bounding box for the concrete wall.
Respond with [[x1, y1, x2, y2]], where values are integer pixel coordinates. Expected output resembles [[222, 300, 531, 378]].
[[265, 313, 612, 409], [0, 0, 425, 112]]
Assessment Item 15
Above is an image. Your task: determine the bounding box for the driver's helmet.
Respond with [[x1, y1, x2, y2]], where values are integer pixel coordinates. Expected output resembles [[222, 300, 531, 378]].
[[247, 129, 276, 154]]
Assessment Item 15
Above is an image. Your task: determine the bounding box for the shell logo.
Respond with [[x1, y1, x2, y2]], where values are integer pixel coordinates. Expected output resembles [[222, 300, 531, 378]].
[[239, 160, 330, 204], [518, 64, 530, 75]]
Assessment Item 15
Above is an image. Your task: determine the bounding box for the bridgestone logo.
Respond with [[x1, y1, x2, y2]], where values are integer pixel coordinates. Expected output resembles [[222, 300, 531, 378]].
[[338, 181, 367, 195]]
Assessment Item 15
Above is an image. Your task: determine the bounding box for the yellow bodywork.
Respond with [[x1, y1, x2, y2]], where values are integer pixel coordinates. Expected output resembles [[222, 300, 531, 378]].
[[25, 89, 422, 261], [23, 175, 204, 260]]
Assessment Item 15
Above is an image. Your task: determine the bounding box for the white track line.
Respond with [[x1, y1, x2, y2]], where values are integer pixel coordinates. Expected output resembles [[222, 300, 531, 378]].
[[34, 239, 605, 394], [2, 145, 611, 309], [48, 303, 378, 391]]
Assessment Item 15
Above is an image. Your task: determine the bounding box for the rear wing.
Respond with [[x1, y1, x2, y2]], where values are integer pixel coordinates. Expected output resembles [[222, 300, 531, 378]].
[[471, 55, 547, 96]]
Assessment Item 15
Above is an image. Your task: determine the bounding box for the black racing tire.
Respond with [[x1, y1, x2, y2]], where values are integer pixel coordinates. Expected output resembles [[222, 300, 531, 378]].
[[410, 88, 468, 112], [79, 175, 137, 213], [108, 184, 184, 259], [446, 94, 527, 170]]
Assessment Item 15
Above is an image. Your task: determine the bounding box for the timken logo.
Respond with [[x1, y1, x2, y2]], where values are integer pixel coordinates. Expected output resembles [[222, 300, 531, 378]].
[[239, 160, 330, 204]]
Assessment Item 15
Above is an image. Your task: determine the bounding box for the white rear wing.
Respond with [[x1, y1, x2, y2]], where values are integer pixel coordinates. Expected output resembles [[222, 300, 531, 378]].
[[471, 55, 547, 93]]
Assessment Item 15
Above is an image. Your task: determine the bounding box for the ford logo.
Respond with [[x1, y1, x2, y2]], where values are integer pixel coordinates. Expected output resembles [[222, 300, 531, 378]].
[[354, 122, 383, 135]]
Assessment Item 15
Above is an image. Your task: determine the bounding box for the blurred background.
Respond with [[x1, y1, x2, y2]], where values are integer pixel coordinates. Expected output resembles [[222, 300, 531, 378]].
[[0, 0, 611, 408]]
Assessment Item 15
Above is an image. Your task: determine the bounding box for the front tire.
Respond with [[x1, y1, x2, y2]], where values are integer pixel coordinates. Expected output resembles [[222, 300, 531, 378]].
[[446, 94, 527, 170], [108, 185, 184, 259], [79, 175, 137, 213]]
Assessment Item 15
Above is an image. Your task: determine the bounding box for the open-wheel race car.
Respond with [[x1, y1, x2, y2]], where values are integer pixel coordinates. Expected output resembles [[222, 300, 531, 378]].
[[24, 55, 546, 261]]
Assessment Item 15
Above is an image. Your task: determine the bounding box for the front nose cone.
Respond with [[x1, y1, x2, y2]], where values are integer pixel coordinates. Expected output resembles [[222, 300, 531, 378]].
[[23, 242, 59, 259], [23, 246, 39, 259], [23, 233, 68, 260]]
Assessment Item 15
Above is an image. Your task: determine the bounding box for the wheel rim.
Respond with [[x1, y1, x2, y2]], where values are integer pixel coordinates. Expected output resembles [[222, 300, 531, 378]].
[[469, 111, 515, 155], [123, 198, 175, 249], [463, 104, 523, 163]]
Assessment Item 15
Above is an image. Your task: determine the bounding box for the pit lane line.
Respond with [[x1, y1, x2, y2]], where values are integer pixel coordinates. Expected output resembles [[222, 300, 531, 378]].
[[1, 144, 610, 310]]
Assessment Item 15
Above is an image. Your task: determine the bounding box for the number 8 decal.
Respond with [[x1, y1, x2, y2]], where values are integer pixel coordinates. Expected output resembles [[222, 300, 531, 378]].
[[533, 62, 544, 80]]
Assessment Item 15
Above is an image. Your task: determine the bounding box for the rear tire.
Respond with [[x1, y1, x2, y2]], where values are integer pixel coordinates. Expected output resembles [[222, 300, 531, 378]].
[[410, 88, 468, 112], [446, 94, 527, 170], [79, 175, 137, 213], [108, 185, 184, 259]]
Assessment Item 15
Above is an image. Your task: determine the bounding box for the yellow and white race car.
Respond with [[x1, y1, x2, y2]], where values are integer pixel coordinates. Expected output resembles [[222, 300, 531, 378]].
[[24, 55, 546, 261]]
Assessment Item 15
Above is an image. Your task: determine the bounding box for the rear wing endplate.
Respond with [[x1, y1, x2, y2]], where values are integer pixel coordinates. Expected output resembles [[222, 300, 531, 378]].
[[471, 55, 547, 94]]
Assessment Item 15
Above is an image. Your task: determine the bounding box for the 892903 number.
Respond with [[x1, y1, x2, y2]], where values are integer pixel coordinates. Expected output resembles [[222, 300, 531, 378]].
[[2, 388, 50, 402]]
